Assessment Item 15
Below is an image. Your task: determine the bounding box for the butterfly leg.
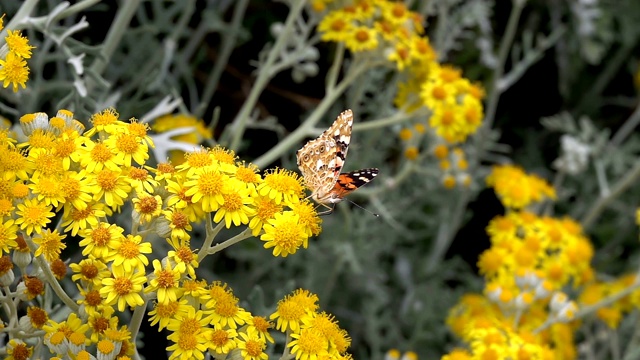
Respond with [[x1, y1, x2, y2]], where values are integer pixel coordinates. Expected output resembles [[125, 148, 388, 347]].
[[316, 203, 336, 216]]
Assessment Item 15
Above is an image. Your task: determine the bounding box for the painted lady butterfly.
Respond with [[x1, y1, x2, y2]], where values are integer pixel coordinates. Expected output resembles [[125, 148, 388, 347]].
[[296, 109, 378, 214]]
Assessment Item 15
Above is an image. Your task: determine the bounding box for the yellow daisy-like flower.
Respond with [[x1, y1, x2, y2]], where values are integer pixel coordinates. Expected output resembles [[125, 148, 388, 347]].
[[33, 229, 66, 262], [79, 139, 120, 174], [5, 30, 35, 59], [109, 234, 152, 273], [248, 194, 283, 236], [289, 200, 322, 237], [167, 331, 208, 360], [62, 202, 107, 237], [288, 327, 330, 360], [166, 240, 199, 279], [146, 259, 183, 305], [131, 192, 162, 224], [85, 108, 125, 137], [6, 338, 33, 360], [236, 328, 268, 360], [204, 291, 252, 329], [248, 316, 275, 344], [88, 168, 132, 209], [0, 219, 18, 254], [14, 198, 54, 236], [270, 289, 318, 333], [318, 10, 354, 43], [260, 211, 308, 257], [204, 324, 238, 355], [0, 51, 29, 92], [104, 131, 149, 167], [79, 222, 124, 260], [213, 184, 255, 228], [100, 266, 146, 312], [148, 299, 190, 331], [184, 167, 231, 213], [257, 168, 304, 205], [70, 257, 110, 287], [345, 25, 379, 52]]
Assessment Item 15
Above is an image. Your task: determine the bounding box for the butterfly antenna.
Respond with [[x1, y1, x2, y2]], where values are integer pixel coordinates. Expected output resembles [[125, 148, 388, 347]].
[[345, 198, 380, 217]]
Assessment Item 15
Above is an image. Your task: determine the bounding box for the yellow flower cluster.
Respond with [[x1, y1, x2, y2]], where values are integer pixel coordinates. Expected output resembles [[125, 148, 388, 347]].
[[271, 289, 354, 359], [0, 14, 33, 92], [0, 107, 327, 359], [443, 209, 595, 359], [486, 164, 556, 209]]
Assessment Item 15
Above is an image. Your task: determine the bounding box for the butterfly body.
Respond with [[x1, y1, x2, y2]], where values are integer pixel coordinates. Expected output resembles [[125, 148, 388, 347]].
[[296, 109, 378, 212]]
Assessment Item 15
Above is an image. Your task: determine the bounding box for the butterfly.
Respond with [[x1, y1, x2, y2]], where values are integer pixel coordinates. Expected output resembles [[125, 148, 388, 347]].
[[296, 109, 378, 214]]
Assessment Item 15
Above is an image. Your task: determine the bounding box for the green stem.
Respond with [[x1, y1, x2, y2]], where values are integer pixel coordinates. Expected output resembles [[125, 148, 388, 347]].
[[353, 111, 415, 132], [89, 0, 143, 76], [128, 295, 149, 349], [581, 161, 640, 230], [194, 0, 249, 119], [197, 218, 225, 261], [25, 238, 79, 312], [482, 0, 527, 131], [252, 59, 375, 168], [228, 0, 307, 151], [206, 227, 253, 255], [326, 42, 345, 92], [0, 0, 39, 40]]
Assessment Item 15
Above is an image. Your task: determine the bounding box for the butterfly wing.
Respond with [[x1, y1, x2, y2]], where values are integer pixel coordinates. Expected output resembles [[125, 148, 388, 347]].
[[296, 110, 354, 198], [330, 168, 379, 199]]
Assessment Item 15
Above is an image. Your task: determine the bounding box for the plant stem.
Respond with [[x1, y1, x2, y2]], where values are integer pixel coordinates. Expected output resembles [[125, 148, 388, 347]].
[[197, 218, 225, 261], [89, 0, 143, 76], [581, 160, 640, 230], [228, 0, 306, 151], [206, 227, 253, 255], [252, 59, 375, 168], [26, 238, 79, 312], [194, 0, 249, 119], [128, 295, 149, 350]]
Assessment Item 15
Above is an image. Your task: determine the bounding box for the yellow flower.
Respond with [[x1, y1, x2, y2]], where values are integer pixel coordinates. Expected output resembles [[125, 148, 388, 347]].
[[6, 339, 33, 360], [167, 331, 208, 360], [248, 194, 283, 236], [289, 200, 322, 237], [213, 183, 255, 228], [78, 222, 124, 260], [131, 192, 162, 224], [33, 229, 66, 262], [104, 131, 149, 167], [109, 234, 152, 273], [204, 291, 252, 329], [235, 328, 268, 360], [318, 10, 354, 43], [14, 198, 55, 236], [0, 51, 29, 92], [88, 168, 132, 210], [345, 25, 379, 52], [184, 167, 230, 213], [86, 108, 125, 137], [100, 266, 146, 311], [0, 219, 18, 254], [257, 168, 304, 205], [79, 139, 120, 173], [248, 315, 275, 344], [288, 328, 330, 359], [146, 259, 183, 304], [148, 299, 190, 331], [204, 324, 238, 355], [5, 30, 35, 58], [270, 289, 318, 333], [260, 211, 309, 257], [62, 202, 107, 236], [70, 257, 110, 287]]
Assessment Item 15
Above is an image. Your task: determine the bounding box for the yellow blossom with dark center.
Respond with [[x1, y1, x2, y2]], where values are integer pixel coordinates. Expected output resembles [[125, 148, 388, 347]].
[[100, 266, 146, 311]]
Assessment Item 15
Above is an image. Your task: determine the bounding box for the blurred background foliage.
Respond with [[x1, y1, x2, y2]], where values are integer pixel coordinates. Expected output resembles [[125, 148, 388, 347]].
[[2, 0, 640, 359]]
